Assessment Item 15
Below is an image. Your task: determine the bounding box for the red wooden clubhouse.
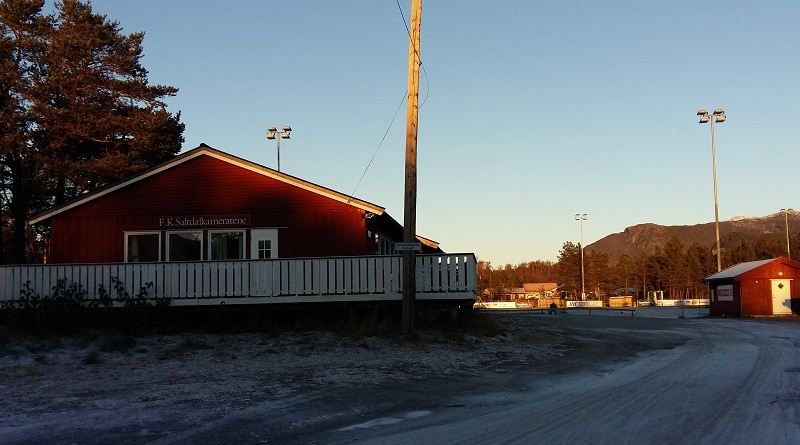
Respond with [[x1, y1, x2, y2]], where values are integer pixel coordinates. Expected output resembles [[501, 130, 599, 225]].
[[1, 145, 476, 307]]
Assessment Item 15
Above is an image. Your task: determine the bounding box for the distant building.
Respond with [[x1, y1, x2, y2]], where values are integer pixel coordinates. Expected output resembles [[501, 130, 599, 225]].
[[522, 282, 559, 298], [702, 257, 800, 317], [499, 283, 560, 301]]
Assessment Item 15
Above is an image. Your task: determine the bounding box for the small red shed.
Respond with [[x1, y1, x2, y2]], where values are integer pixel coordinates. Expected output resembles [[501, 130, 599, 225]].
[[702, 257, 800, 317], [29, 144, 439, 264]]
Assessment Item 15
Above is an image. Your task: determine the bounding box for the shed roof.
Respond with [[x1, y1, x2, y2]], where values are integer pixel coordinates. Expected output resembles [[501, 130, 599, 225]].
[[29, 144, 385, 225], [703, 259, 773, 281], [701, 257, 800, 283]]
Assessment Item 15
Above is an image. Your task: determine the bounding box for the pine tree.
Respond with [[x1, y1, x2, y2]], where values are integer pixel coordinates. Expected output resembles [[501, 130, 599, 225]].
[[0, 0, 184, 263], [556, 241, 581, 298], [0, 0, 48, 263]]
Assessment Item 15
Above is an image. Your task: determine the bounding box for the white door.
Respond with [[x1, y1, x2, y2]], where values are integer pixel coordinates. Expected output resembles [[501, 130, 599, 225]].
[[250, 229, 279, 259], [771, 279, 792, 315]]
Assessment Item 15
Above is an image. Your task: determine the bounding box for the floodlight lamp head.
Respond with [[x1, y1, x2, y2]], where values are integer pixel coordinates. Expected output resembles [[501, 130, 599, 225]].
[[699, 116, 711, 124], [281, 134, 290, 139], [266, 133, 276, 140], [267, 126, 278, 132], [282, 126, 292, 132], [715, 115, 726, 123], [713, 109, 724, 115], [697, 109, 708, 116]]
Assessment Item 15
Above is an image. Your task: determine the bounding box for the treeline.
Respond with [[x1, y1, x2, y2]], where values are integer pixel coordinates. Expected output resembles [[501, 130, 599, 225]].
[[478, 232, 797, 301]]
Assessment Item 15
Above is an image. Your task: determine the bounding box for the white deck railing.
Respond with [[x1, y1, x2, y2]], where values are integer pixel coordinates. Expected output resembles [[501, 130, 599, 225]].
[[0, 254, 476, 306]]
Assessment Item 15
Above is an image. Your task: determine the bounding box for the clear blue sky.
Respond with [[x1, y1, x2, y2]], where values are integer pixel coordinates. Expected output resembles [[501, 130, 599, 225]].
[[86, 0, 799, 265]]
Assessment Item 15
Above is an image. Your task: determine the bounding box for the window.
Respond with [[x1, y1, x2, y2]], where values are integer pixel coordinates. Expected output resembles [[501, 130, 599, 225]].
[[257, 239, 272, 259], [168, 231, 202, 261], [210, 231, 244, 260], [125, 232, 160, 262], [374, 233, 393, 255]]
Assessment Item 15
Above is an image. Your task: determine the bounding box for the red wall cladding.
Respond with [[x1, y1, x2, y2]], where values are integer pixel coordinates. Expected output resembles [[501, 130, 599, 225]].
[[47, 155, 371, 263]]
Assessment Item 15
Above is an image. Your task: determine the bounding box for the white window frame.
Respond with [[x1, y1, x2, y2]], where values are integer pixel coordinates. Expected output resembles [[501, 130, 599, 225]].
[[208, 230, 245, 260], [166, 230, 203, 261], [124, 231, 161, 263]]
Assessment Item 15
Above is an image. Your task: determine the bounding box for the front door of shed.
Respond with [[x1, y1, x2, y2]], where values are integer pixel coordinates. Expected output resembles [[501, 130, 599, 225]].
[[771, 279, 792, 315]]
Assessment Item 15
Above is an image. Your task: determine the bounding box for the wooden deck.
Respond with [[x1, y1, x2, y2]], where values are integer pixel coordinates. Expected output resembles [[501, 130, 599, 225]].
[[0, 254, 476, 306]]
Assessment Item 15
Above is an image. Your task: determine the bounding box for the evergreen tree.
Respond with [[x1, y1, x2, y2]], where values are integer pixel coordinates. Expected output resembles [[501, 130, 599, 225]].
[[724, 237, 755, 266], [476, 260, 494, 299], [685, 241, 714, 299], [613, 253, 636, 297], [585, 249, 611, 298], [556, 241, 581, 298], [661, 236, 686, 299], [0, 0, 49, 263], [646, 248, 668, 297], [753, 235, 783, 260], [0, 0, 183, 263]]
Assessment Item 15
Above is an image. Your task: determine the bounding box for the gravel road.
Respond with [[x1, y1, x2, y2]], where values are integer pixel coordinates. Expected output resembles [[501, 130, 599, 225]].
[[323, 314, 800, 445]]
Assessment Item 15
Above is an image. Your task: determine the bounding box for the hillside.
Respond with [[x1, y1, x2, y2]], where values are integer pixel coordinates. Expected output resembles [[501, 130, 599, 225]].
[[586, 211, 798, 263]]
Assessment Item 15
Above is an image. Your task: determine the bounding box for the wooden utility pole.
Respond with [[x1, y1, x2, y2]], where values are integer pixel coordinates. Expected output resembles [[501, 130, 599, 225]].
[[402, 0, 422, 335]]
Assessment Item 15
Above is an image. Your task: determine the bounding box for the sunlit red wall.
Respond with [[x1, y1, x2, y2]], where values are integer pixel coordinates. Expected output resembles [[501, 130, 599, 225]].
[[46, 155, 370, 263]]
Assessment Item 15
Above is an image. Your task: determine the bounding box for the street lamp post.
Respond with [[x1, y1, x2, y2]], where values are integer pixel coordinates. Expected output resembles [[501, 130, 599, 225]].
[[782, 208, 793, 259], [266, 125, 292, 172], [697, 108, 726, 272], [575, 213, 587, 300]]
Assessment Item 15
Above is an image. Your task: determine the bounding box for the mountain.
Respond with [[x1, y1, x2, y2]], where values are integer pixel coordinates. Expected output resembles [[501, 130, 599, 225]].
[[586, 211, 798, 263]]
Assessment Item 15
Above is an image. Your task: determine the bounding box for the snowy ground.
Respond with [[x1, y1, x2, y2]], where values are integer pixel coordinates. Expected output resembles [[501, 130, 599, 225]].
[[1, 311, 570, 444], [326, 315, 800, 445], [2, 308, 797, 444]]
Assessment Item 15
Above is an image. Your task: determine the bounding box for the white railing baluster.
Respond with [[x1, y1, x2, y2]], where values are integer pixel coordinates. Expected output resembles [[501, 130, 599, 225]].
[[447, 256, 457, 290], [334, 258, 344, 294], [369, 257, 379, 293], [315, 259, 323, 295]]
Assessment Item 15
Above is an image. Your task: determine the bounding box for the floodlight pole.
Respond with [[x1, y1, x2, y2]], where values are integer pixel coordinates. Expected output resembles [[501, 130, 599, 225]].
[[697, 109, 725, 272], [782, 208, 793, 259], [266, 125, 292, 172], [402, 0, 422, 335], [575, 213, 587, 300]]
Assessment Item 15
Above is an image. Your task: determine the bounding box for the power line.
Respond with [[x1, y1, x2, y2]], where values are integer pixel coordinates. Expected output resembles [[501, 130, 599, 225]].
[[396, 0, 429, 107], [347, 1, 430, 201], [348, 91, 406, 201]]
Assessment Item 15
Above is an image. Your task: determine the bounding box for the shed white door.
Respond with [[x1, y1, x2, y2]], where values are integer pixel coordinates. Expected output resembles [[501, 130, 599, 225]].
[[250, 229, 279, 259], [771, 279, 792, 315]]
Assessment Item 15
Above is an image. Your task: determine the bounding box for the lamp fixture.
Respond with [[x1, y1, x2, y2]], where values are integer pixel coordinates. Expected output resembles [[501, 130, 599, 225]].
[[265, 125, 292, 171]]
